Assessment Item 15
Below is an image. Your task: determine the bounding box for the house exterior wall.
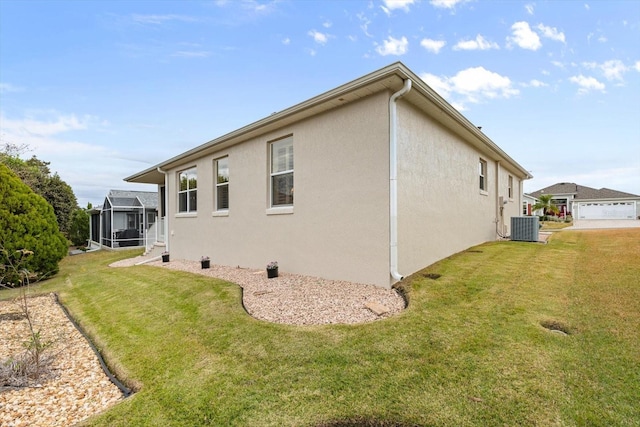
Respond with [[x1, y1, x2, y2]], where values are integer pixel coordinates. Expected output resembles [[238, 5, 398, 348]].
[[163, 91, 392, 286], [395, 101, 524, 278]]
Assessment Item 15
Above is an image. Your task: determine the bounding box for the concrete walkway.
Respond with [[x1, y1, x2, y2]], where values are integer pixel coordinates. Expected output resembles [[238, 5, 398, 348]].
[[564, 219, 640, 230]]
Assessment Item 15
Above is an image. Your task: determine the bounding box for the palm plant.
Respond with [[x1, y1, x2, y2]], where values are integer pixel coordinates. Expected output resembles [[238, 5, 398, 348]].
[[533, 194, 559, 219]]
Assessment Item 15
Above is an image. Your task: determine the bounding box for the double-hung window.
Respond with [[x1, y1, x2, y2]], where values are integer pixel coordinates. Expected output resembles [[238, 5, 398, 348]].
[[479, 158, 488, 192], [270, 136, 293, 206], [178, 167, 197, 213], [215, 157, 229, 211]]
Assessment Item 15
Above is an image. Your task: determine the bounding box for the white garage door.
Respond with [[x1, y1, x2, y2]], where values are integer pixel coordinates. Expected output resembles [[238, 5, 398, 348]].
[[577, 202, 636, 219]]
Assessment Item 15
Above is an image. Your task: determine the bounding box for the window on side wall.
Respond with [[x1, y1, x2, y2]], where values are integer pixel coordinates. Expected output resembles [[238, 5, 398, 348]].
[[270, 136, 293, 207], [215, 157, 229, 211], [508, 175, 514, 199], [178, 167, 197, 213], [479, 158, 488, 192]]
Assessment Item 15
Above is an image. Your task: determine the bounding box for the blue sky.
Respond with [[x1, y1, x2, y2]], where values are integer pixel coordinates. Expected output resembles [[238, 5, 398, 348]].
[[1, 0, 639, 207]]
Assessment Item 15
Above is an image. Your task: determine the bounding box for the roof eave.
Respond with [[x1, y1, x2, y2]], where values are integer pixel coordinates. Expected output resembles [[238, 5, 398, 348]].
[[126, 61, 532, 182]]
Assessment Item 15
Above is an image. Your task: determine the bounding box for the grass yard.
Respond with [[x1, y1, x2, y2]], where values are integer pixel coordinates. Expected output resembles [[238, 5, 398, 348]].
[[2, 229, 639, 426]]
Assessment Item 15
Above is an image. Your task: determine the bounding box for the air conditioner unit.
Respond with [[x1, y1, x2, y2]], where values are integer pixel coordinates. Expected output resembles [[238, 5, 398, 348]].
[[511, 216, 539, 242]]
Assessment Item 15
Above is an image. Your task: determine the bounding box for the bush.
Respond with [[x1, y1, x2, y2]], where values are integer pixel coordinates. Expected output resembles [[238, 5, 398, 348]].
[[0, 164, 68, 285], [69, 208, 90, 246]]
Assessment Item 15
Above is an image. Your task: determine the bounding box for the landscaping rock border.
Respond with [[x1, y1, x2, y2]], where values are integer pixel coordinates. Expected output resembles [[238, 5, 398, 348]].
[[0, 294, 123, 427], [139, 259, 407, 325]]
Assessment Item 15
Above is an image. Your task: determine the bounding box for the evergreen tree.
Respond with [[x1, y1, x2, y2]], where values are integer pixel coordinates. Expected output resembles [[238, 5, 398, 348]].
[[1, 145, 78, 237], [69, 208, 90, 247], [0, 164, 68, 286]]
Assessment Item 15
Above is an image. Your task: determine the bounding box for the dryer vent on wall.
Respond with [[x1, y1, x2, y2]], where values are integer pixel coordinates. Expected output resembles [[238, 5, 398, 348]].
[[511, 216, 539, 242]]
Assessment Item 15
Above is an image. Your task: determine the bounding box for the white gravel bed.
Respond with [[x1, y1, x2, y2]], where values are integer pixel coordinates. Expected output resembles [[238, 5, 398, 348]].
[[0, 294, 123, 427], [118, 258, 406, 325]]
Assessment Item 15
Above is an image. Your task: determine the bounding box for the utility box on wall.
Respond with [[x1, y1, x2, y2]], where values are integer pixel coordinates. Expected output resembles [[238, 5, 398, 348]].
[[511, 216, 539, 242]]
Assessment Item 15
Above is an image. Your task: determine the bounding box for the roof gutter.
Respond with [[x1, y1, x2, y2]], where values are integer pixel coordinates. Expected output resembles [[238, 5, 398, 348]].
[[389, 78, 412, 283]]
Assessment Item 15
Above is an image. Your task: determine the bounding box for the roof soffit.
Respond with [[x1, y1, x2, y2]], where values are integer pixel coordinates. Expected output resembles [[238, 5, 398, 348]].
[[126, 62, 531, 182]]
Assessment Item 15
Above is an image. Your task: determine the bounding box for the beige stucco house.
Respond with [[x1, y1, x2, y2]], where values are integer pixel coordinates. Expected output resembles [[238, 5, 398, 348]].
[[125, 62, 531, 288], [529, 182, 640, 220]]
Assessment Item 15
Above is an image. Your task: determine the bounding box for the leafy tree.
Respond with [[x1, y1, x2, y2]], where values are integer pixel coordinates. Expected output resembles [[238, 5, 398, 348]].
[[1, 145, 78, 237], [533, 194, 559, 218], [0, 164, 68, 286], [69, 208, 90, 246], [41, 172, 77, 235]]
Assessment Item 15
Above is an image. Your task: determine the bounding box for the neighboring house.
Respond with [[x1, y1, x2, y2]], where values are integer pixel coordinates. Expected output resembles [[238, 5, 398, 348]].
[[89, 190, 160, 250], [529, 182, 640, 220], [522, 193, 543, 216], [125, 62, 531, 288]]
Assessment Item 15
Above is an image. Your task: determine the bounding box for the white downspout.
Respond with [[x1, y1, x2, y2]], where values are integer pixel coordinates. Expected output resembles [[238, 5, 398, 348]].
[[389, 78, 412, 282], [157, 167, 169, 252]]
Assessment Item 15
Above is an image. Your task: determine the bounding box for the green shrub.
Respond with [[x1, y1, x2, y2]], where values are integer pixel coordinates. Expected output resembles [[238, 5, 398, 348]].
[[0, 164, 68, 286], [69, 208, 90, 246]]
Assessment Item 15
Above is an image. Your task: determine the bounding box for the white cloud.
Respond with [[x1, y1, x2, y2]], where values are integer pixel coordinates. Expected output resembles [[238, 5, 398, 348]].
[[381, 0, 415, 15], [214, 0, 279, 15], [0, 83, 24, 93], [453, 35, 499, 51], [583, 59, 629, 81], [0, 112, 142, 207], [536, 24, 566, 43], [240, 0, 278, 14], [420, 38, 446, 53], [569, 74, 606, 94], [322, 20, 332, 28], [525, 79, 548, 87], [131, 14, 198, 25], [172, 51, 211, 58], [419, 73, 452, 98], [450, 67, 519, 100], [600, 60, 627, 81], [308, 30, 330, 45], [525, 3, 534, 15], [1, 112, 97, 136], [357, 13, 373, 37], [508, 21, 542, 50], [375, 35, 409, 56], [430, 0, 467, 9], [282, 37, 290, 45], [634, 61, 640, 72], [420, 67, 519, 108]]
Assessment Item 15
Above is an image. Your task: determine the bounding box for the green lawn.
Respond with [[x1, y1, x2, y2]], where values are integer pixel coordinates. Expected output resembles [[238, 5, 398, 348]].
[[3, 229, 639, 426]]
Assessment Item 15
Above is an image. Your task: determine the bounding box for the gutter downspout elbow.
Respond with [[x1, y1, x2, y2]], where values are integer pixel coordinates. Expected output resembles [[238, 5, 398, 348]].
[[389, 78, 412, 283]]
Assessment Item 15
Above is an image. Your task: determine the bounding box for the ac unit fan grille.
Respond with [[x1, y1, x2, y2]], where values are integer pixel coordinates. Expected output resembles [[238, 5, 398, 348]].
[[511, 216, 539, 242]]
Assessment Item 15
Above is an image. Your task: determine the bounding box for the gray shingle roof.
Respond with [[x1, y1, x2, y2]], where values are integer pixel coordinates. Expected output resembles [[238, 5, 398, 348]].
[[530, 182, 639, 200], [106, 190, 158, 209]]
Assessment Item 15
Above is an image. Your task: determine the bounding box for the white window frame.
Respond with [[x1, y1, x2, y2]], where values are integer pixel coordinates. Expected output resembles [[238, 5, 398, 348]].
[[269, 136, 294, 208], [177, 167, 197, 213], [214, 156, 229, 213], [479, 158, 488, 193]]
